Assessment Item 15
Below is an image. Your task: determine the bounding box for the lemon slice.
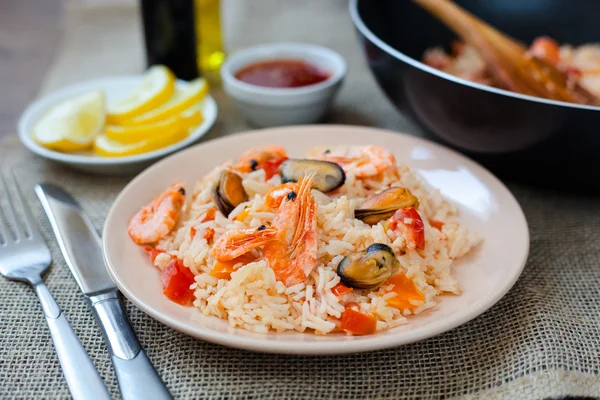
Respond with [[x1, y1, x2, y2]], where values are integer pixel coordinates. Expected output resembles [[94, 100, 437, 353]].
[[93, 127, 188, 157], [106, 65, 175, 125], [119, 78, 209, 126], [105, 104, 204, 144], [179, 104, 204, 131], [105, 116, 180, 144], [33, 90, 105, 152]]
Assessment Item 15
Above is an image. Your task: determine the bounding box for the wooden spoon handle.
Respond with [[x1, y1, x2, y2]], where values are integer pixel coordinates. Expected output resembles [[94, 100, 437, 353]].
[[414, 0, 600, 105], [413, 0, 536, 94], [413, 0, 506, 49]]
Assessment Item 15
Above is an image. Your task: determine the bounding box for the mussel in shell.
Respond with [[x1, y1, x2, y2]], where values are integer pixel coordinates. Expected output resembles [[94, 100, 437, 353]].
[[336, 243, 400, 290], [280, 159, 345, 193], [355, 187, 419, 225], [214, 170, 249, 217]]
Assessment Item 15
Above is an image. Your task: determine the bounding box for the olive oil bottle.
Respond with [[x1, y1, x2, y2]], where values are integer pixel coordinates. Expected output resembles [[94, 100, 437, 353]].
[[194, 0, 226, 81], [140, 0, 225, 81]]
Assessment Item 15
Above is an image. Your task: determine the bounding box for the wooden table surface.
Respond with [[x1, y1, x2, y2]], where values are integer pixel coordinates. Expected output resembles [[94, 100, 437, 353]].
[[0, 0, 63, 140]]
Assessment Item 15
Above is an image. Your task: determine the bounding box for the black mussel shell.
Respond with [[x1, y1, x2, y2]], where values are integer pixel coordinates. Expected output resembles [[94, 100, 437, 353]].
[[280, 159, 345, 193]]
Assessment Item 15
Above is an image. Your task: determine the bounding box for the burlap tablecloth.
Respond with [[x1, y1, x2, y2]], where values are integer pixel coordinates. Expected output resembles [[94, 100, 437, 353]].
[[1, 1, 599, 399]]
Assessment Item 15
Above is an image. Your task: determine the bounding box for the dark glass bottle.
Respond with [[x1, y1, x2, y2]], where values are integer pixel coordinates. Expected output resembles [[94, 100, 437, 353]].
[[140, 0, 200, 81]]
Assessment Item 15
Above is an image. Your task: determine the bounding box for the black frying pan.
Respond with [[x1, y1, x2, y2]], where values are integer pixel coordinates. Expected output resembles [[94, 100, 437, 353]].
[[350, 0, 600, 191]]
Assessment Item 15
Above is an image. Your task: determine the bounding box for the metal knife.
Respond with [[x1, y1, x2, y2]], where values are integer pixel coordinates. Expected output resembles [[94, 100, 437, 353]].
[[35, 183, 172, 400]]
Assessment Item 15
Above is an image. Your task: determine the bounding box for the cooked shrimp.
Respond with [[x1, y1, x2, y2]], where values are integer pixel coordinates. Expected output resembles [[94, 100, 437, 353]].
[[314, 145, 396, 178], [128, 182, 186, 245], [422, 47, 452, 70], [264, 182, 295, 209], [263, 175, 317, 286], [212, 225, 278, 261], [235, 145, 288, 173], [424, 43, 495, 86], [558, 44, 600, 98]]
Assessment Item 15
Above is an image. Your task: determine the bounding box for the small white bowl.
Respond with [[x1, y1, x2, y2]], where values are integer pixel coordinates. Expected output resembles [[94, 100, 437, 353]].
[[18, 76, 218, 175], [221, 42, 346, 127]]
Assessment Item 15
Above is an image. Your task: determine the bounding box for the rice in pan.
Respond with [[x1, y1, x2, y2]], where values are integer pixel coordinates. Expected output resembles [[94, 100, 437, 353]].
[[128, 144, 481, 335]]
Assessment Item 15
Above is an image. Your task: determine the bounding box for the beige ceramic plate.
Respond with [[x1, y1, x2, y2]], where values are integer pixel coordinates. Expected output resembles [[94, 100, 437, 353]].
[[103, 125, 529, 355]]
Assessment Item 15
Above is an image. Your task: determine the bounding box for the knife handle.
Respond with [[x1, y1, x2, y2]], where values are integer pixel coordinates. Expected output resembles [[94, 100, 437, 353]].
[[88, 291, 172, 400]]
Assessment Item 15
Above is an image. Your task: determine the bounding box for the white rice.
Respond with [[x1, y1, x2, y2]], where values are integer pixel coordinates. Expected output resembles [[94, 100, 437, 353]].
[[155, 150, 481, 335]]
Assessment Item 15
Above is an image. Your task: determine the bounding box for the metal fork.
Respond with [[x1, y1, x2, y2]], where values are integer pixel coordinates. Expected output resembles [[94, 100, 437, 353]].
[[0, 172, 110, 400]]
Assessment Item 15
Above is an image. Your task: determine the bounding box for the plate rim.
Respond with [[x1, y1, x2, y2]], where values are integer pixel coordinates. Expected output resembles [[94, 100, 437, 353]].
[[17, 75, 218, 166], [103, 125, 530, 355]]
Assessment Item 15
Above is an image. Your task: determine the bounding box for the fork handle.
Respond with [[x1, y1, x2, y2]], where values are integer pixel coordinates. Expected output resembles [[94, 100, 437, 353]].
[[88, 291, 172, 400], [34, 282, 111, 400]]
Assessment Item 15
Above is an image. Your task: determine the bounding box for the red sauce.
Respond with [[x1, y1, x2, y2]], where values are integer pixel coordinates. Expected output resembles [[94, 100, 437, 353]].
[[234, 59, 330, 88]]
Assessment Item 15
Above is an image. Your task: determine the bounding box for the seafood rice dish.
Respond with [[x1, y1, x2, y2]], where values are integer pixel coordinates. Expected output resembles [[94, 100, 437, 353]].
[[128, 145, 481, 335], [423, 37, 600, 99]]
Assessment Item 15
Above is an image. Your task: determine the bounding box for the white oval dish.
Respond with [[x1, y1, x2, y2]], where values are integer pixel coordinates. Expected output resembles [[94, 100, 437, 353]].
[[103, 125, 529, 355], [221, 42, 346, 127], [18, 76, 218, 175]]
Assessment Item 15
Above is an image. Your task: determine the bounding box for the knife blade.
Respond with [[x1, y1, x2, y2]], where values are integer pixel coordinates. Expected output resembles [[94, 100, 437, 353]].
[[35, 184, 114, 295], [36, 183, 172, 400]]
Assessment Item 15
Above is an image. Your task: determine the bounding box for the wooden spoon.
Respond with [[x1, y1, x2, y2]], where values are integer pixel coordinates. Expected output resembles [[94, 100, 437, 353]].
[[413, 0, 600, 106]]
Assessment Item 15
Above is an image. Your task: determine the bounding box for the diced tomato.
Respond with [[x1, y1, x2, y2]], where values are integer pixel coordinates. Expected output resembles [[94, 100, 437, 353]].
[[144, 247, 164, 262], [339, 307, 377, 335], [210, 253, 257, 279], [384, 273, 425, 310], [265, 182, 295, 208], [388, 207, 425, 249], [202, 208, 216, 222], [529, 36, 560, 66], [160, 259, 195, 305], [429, 219, 445, 231], [331, 282, 353, 296], [204, 227, 215, 242], [261, 157, 288, 180]]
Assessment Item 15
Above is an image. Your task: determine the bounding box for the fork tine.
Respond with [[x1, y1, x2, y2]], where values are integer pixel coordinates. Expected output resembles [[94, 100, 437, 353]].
[[0, 171, 29, 240]]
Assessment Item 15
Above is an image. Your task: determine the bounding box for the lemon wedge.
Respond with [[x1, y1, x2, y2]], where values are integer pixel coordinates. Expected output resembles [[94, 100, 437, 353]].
[[93, 127, 189, 157], [119, 78, 209, 126], [106, 65, 175, 125], [33, 90, 105, 152]]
